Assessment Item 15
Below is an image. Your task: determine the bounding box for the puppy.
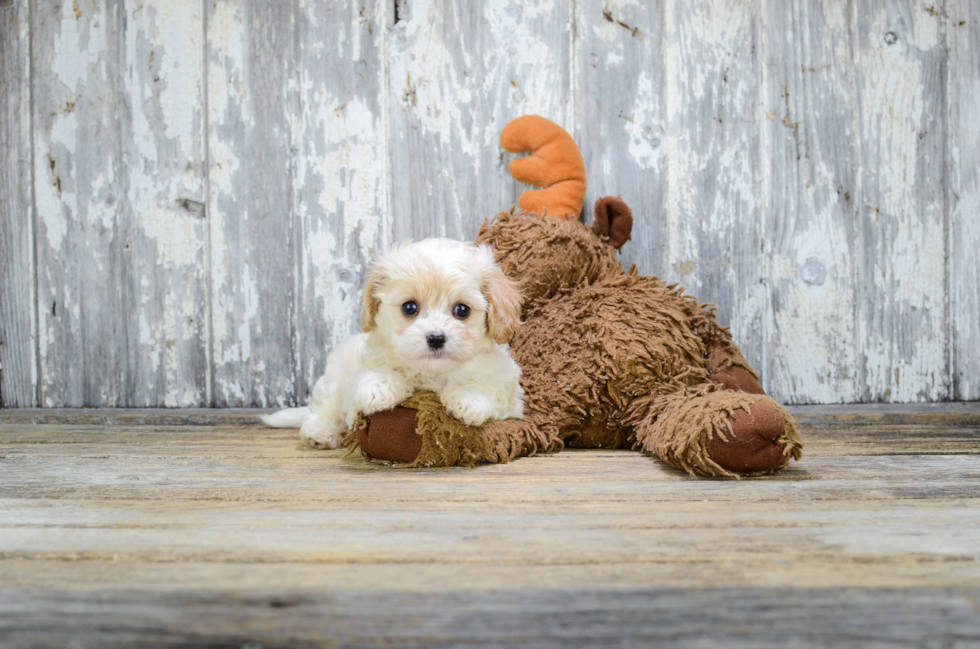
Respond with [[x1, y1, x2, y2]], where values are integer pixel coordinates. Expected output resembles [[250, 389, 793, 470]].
[[262, 239, 525, 449]]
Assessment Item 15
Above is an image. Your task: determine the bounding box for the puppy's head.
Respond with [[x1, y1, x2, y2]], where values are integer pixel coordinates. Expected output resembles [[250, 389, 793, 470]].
[[362, 239, 522, 374]]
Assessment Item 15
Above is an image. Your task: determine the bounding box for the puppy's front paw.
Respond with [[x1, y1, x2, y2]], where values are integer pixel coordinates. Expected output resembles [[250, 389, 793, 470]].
[[355, 376, 406, 415], [300, 418, 344, 450], [443, 393, 492, 427]]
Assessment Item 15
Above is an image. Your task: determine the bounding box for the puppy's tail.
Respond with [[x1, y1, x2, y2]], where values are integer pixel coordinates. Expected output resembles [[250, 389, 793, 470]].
[[260, 406, 313, 429]]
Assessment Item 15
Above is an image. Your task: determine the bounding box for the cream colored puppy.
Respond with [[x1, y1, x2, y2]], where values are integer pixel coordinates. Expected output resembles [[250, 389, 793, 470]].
[[262, 239, 525, 449]]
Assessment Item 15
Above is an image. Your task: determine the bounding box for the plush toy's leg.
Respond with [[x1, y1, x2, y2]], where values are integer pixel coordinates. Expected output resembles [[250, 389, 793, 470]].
[[346, 391, 561, 467], [682, 299, 765, 390], [632, 388, 803, 477], [709, 364, 766, 395]]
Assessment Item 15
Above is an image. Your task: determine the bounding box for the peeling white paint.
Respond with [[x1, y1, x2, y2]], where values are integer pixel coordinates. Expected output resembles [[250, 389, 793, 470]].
[[664, 0, 766, 376], [625, 72, 658, 169], [857, 0, 947, 402], [50, 3, 107, 93], [12, 0, 978, 407], [388, 0, 570, 241]]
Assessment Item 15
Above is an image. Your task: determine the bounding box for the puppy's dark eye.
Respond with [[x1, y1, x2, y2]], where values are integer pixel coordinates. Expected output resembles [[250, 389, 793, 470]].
[[453, 303, 471, 320], [401, 301, 419, 317]]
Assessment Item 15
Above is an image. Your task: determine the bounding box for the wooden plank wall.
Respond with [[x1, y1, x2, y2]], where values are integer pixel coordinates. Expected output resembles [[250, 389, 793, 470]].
[[0, 0, 977, 407], [0, 0, 35, 408]]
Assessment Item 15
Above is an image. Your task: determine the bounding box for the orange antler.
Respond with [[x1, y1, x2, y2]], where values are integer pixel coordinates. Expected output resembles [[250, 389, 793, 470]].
[[501, 115, 586, 220]]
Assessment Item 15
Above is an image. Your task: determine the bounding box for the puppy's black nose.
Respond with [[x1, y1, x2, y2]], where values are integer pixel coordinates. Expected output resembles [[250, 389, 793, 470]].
[[426, 332, 446, 350]]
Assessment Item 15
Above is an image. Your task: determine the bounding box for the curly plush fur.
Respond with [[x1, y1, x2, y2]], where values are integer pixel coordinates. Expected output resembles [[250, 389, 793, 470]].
[[343, 115, 803, 478], [348, 204, 803, 477], [481, 208, 801, 474]]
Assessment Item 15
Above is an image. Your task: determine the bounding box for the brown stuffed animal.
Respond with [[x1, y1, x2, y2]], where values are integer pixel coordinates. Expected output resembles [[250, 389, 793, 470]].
[[349, 116, 803, 477]]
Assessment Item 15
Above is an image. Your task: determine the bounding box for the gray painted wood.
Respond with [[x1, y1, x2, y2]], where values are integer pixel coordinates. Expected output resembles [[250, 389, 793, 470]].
[[385, 0, 572, 242], [0, 0, 35, 407], [2, 0, 980, 406], [661, 0, 767, 377], [947, 0, 980, 401], [207, 0, 387, 408], [855, 0, 949, 402], [575, 1, 668, 277], [31, 0, 209, 407], [206, 0, 300, 408], [290, 0, 389, 404], [762, 0, 862, 404]]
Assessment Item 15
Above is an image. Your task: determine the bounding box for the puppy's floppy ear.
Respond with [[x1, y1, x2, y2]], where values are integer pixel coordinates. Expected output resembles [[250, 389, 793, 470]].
[[361, 261, 387, 332], [478, 244, 523, 344]]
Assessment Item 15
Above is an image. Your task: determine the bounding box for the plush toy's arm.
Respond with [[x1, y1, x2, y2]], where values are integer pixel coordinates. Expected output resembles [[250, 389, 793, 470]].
[[347, 391, 560, 467]]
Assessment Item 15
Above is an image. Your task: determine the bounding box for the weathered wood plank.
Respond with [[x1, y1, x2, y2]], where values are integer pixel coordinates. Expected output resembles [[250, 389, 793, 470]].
[[574, 1, 667, 276], [855, 0, 948, 402], [2, 585, 977, 649], [207, 0, 387, 408], [947, 0, 980, 401], [788, 401, 980, 424], [7, 1, 978, 407], [2, 494, 979, 564], [3, 402, 979, 426], [663, 0, 767, 379], [1, 410, 978, 646], [206, 0, 299, 408], [3, 423, 977, 458], [0, 0, 35, 408], [291, 0, 389, 404], [3, 558, 979, 595], [385, 0, 572, 242], [31, 0, 208, 407], [2, 442, 980, 503], [761, 0, 862, 404]]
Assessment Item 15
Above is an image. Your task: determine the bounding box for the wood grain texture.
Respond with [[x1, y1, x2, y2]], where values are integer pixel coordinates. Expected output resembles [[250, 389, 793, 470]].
[[386, 0, 572, 242], [855, 0, 949, 402], [4, 401, 980, 426], [0, 408, 979, 646], [663, 0, 767, 379], [2, 584, 977, 649], [761, 0, 862, 404], [206, 0, 299, 408], [574, 1, 667, 277], [31, 0, 209, 407], [291, 0, 389, 404], [0, 0, 36, 407], [947, 0, 980, 401], [207, 0, 387, 408], [3, 2, 980, 406]]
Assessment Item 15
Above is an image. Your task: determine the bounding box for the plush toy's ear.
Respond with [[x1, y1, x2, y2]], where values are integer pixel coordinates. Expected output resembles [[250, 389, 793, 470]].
[[477, 244, 523, 344], [361, 262, 387, 332], [593, 196, 633, 249]]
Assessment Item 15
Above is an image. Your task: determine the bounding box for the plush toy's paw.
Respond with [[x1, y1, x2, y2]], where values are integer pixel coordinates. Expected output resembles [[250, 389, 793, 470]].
[[705, 400, 803, 474], [710, 366, 766, 395], [355, 407, 423, 463], [355, 375, 408, 415], [441, 392, 493, 427], [300, 418, 344, 450], [350, 391, 558, 467]]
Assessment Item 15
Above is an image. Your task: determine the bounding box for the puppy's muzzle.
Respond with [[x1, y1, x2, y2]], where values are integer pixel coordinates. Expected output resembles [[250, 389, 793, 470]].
[[426, 332, 446, 350]]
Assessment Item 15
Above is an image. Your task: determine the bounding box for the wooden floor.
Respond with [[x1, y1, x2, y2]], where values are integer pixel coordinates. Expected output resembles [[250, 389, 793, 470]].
[[1, 405, 979, 648]]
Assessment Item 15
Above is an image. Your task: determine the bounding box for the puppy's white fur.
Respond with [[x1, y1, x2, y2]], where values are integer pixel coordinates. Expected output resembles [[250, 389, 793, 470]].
[[262, 239, 525, 449]]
